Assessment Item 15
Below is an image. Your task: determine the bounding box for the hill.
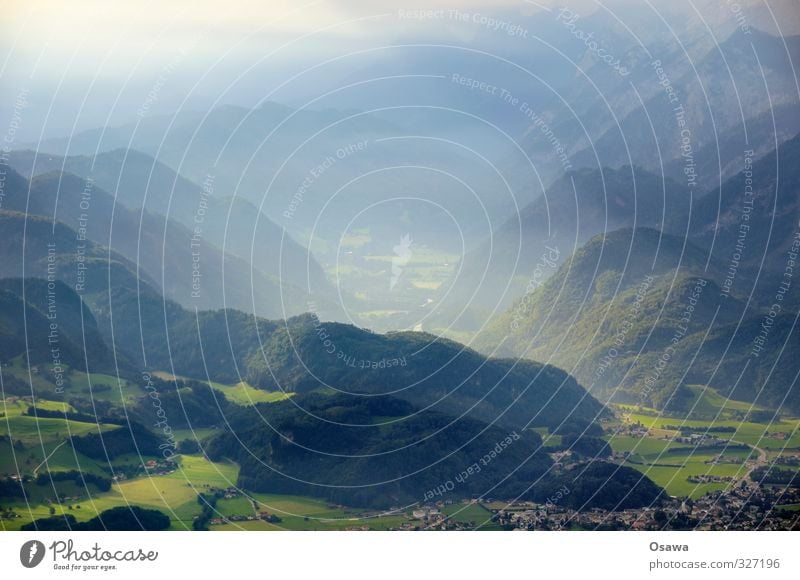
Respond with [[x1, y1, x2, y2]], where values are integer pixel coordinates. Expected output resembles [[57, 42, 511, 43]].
[[205, 392, 659, 509], [571, 29, 800, 176], [684, 132, 800, 283], [0, 278, 116, 374], [107, 305, 605, 433], [1, 168, 308, 318], [434, 167, 691, 330], [473, 227, 800, 412], [0, 200, 604, 431], [8, 149, 331, 300]]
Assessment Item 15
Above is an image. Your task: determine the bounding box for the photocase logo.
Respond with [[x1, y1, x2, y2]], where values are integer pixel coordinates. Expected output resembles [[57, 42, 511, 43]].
[[390, 234, 413, 290], [20, 540, 46, 568]]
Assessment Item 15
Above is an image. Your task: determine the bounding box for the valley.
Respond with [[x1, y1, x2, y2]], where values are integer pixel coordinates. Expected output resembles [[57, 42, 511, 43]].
[[2, 1, 800, 538], [2, 372, 798, 531]]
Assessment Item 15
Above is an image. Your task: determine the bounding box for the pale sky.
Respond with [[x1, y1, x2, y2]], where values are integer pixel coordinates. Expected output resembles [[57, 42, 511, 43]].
[[0, 0, 559, 113], [3, 0, 795, 63], [1, 0, 796, 138], [3, 0, 789, 81]]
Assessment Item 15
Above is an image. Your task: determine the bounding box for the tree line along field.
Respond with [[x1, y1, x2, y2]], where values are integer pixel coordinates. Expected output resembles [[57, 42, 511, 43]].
[[0, 423, 240, 531], [615, 412, 800, 449], [0, 398, 121, 476], [151, 371, 292, 406], [1, 394, 481, 531], [0, 386, 240, 531]]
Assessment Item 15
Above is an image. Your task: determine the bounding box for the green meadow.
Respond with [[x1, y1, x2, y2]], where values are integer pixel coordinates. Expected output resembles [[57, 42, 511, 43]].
[[213, 493, 408, 531], [608, 388, 800, 498], [441, 502, 501, 530], [620, 412, 800, 450], [151, 372, 292, 406], [1, 452, 240, 531]]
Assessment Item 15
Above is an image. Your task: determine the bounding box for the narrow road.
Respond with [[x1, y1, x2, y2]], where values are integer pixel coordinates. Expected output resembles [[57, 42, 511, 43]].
[[731, 439, 768, 485], [31, 439, 68, 476]]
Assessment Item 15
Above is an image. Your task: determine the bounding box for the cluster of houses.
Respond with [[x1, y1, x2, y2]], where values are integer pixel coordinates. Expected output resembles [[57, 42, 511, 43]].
[[392, 504, 481, 531], [486, 483, 799, 530], [218, 486, 242, 499], [619, 422, 732, 448], [766, 431, 790, 441], [704, 454, 743, 465], [208, 511, 281, 526], [687, 474, 735, 484], [204, 487, 283, 526], [673, 433, 726, 446], [140, 459, 177, 476]]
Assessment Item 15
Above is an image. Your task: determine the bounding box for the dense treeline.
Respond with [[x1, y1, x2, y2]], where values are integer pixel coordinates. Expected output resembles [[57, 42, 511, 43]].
[[560, 434, 611, 458], [70, 421, 162, 460], [192, 491, 224, 531], [530, 461, 665, 510], [206, 392, 551, 508], [0, 478, 25, 498], [35, 470, 112, 492], [752, 466, 800, 487], [25, 406, 124, 425], [205, 392, 664, 510], [0, 277, 122, 373], [20, 506, 170, 531], [130, 376, 234, 429]]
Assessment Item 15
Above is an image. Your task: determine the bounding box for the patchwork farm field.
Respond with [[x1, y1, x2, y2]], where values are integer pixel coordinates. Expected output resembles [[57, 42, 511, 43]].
[[608, 393, 800, 499], [621, 412, 800, 450]]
